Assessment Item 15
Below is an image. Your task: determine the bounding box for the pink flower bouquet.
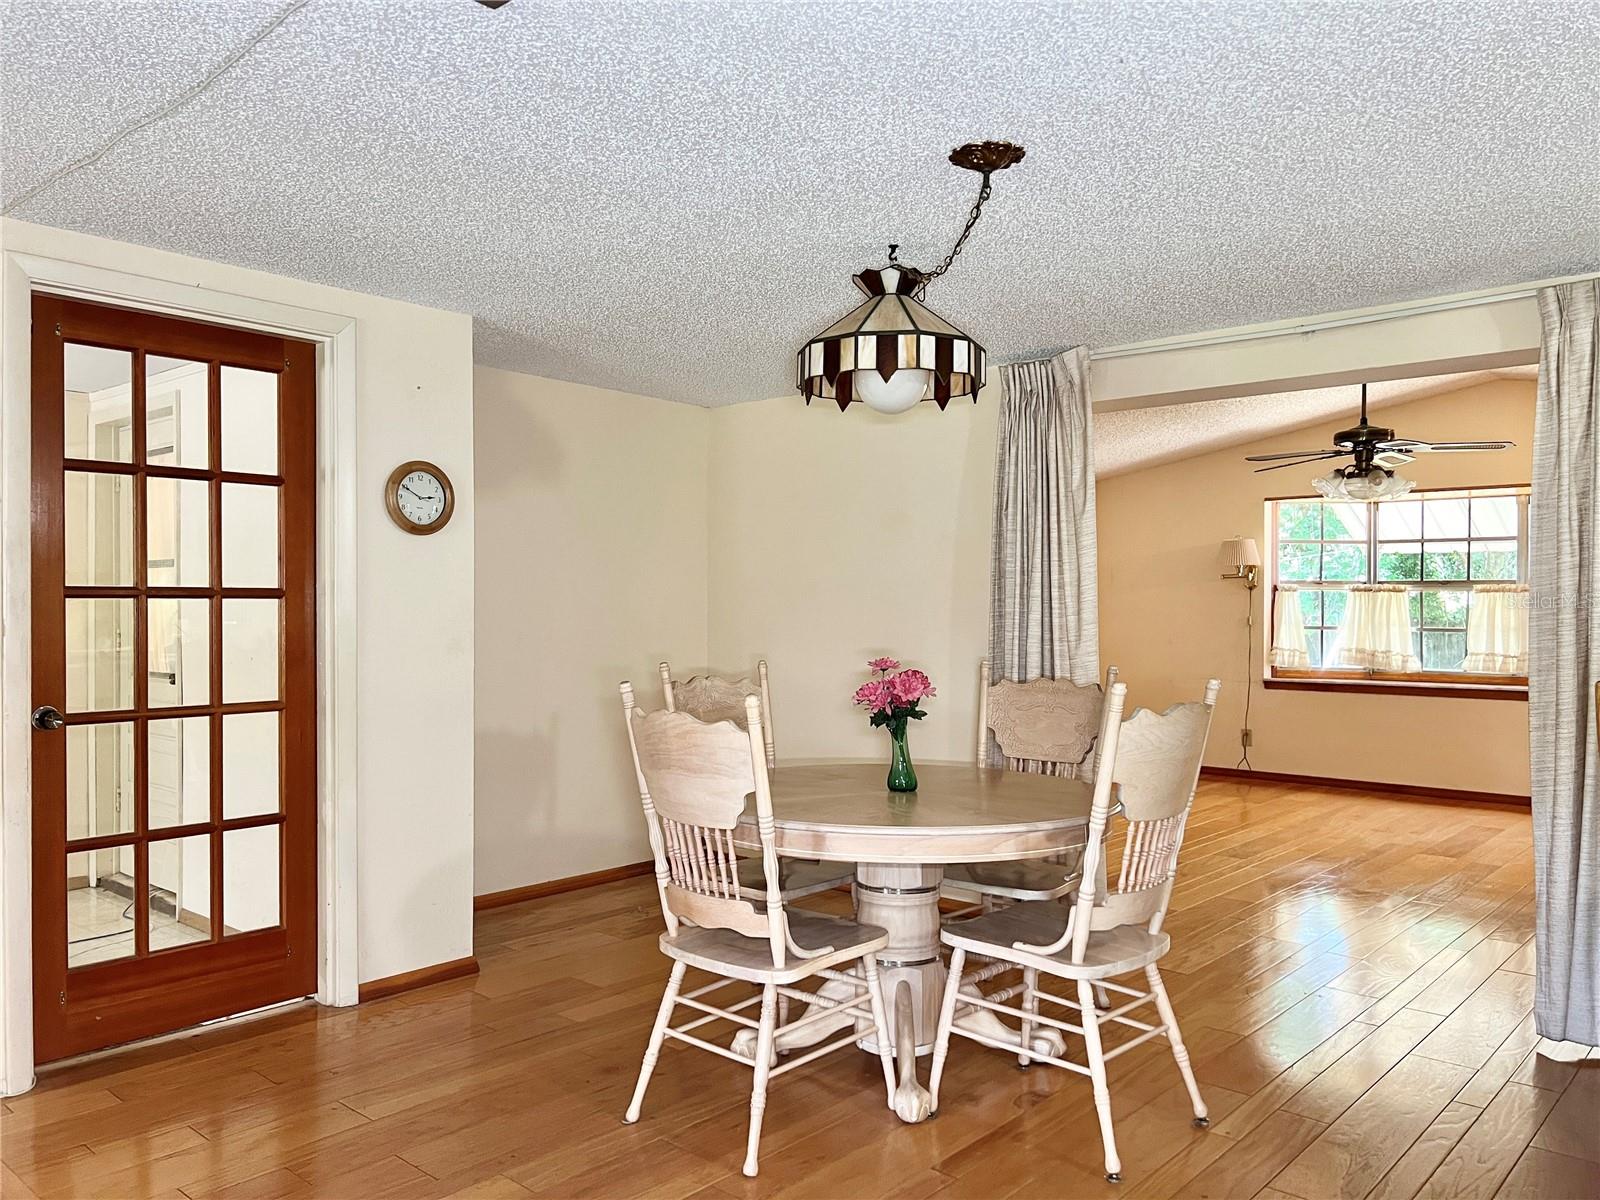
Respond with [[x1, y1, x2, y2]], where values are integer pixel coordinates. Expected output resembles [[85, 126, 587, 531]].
[[853, 658, 936, 791]]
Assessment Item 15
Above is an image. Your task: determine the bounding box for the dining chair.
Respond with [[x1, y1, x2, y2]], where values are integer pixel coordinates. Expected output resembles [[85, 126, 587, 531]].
[[618, 684, 896, 1177], [941, 660, 1120, 914], [929, 678, 1221, 1184], [659, 659, 853, 902]]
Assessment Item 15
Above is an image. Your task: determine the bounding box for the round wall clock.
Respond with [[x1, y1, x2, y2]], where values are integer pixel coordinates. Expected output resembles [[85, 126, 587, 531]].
[[385, 460, 455, 535]]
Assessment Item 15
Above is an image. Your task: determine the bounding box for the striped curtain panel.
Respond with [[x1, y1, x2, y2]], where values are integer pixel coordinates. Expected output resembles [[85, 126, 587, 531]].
[[988, 347, 1099, 725], [1529, 278, 1600, 1048]]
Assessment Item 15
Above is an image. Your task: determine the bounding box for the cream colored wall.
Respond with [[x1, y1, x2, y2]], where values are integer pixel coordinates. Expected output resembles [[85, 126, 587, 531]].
[[1097, 378, 1535, 795], [472, 367, 710, 896], [706, 394, 997, 765]]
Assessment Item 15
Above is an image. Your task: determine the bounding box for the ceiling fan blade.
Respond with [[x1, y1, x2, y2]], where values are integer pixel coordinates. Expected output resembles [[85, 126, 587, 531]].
[[1252, 452, 1349, 474], [1244, 450, 1335, 461], [1398, 440, 1517, 453]]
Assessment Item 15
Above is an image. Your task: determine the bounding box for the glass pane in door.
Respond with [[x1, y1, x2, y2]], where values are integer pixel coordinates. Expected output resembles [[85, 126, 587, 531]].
[[148, 599, 210, 708], [221, 484, 279, 588], [146, 478, 210, 588], [65, 598, 134, 712], [223, 826, 280, 934], [64, 344, 133, 462], [148, 717, 210, 829], [67, 850, 136, 966], [146, 356, 209, 470], [64, 472, 133, 586], [223, 712, 279, 818], [66, 722, 135, 840], [148, 834, 214, 951], [222, 599, 279, 702], [221, 366, 278, 475]]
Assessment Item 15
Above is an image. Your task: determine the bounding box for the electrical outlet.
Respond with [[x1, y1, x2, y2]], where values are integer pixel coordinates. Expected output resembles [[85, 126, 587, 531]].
[[1240, 727, 1253, 748]]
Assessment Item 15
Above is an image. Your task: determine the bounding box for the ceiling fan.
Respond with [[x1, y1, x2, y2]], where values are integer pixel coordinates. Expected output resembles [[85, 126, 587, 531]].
[[1244, 383, 1515, 499]]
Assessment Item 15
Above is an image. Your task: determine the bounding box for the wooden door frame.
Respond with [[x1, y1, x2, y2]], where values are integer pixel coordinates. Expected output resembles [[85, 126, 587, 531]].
[[0, 248, 361, 1095]]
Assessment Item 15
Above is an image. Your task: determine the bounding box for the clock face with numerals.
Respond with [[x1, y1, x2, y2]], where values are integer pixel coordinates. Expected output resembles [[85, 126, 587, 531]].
[[385, 461, 454, 535]]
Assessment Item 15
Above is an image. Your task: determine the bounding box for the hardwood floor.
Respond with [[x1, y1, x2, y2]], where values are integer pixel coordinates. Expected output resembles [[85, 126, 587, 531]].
[[5, 780, 1597, 1200]]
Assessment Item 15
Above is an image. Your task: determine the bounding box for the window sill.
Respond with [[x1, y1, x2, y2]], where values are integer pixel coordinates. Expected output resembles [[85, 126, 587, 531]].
[[1264, 676, 1528, 701]]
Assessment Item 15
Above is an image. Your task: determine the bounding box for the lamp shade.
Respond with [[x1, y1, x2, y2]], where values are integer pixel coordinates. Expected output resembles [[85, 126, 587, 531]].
[[1218, 537, 1261, 571], [796, 265, 985, 411]]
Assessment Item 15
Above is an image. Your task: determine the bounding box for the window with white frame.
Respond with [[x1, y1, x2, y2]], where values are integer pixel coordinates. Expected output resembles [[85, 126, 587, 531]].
[[1270, 486, 1530, 685]]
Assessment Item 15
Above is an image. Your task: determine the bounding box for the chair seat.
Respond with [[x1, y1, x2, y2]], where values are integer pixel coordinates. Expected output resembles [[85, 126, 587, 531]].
[[942, 855, 1083, 902], [661, 910, 889, 983], [737, 856, 854, 900], [941, 900, 1170, 979]]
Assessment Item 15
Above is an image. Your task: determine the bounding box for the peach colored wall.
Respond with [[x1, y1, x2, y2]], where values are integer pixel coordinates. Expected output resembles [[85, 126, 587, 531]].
[[1096, 378, 1535, 795]]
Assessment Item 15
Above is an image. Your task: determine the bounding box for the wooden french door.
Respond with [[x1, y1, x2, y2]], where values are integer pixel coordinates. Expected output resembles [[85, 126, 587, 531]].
[[30, 295, 317, 1063]]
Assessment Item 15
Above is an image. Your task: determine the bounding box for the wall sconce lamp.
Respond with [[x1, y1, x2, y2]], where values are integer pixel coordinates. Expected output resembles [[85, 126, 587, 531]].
[[1219, 537, 1261, 589]]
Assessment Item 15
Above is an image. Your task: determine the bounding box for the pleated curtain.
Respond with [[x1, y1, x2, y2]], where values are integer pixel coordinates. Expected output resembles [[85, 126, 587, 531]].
[[1331, 584, 1420, 673], [1463, 584, 1529, 675], [988, 347, 1099, 715], [1529, 279, 1600, 1048]]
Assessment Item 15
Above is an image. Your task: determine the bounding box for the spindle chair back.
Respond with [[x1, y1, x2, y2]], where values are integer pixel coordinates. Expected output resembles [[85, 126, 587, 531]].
[[660, 659, 776, 769], [621, 683, 789, 967], [977, 658, 1120, 777]]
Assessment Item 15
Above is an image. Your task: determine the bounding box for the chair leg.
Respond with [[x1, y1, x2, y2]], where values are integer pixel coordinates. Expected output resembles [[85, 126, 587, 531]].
[[1017, 966, 1039, 1068], [860, 955, 897, 1108], [742, 984, 779, 1178], [624, 961, 685, 1124], [1147, 963, 1208, 1125], [778, 990, 791, 1032], [1078, 977, 1122, 1182], [928, 946, 966, 1113]]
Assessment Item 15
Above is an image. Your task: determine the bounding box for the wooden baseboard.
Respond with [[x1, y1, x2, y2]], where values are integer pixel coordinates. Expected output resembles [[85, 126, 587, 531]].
[[1200, 765, 1531, 808], [358, 955, 479, 1004], [473, 860, 654, 911]]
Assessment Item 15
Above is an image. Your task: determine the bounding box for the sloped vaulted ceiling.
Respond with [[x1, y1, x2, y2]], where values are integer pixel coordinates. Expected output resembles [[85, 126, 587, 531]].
[[3, 1, 1598, 407]]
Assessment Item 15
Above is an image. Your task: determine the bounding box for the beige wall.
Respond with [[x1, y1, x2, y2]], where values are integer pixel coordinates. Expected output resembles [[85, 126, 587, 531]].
[[472, 367, 710, 896], [1097, 378, 1535, 795], [707, 394, 997, 765]]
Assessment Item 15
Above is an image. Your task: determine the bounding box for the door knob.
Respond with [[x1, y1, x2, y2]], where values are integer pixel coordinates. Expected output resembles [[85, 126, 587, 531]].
[[31, 705, 65, 731]]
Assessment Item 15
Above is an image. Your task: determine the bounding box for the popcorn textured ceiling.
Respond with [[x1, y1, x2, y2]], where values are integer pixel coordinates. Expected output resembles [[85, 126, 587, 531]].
[[3, 1, 1598, 407]]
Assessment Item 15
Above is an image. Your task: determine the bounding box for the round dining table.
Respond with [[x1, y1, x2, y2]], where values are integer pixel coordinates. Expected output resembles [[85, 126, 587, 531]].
[[731, 759, 1098, 1122]]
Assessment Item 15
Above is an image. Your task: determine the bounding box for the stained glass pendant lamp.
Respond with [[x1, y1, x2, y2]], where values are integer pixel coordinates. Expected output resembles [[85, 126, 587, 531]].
[[797, 141, 1025, 413]]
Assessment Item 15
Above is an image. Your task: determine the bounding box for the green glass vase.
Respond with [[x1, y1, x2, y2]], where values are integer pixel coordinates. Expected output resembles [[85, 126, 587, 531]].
[[886, 717, 918, 793]]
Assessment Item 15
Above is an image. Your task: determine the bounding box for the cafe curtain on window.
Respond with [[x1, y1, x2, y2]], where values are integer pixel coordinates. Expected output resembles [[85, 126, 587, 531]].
[[1330, 584, 1419, 672], [1529, 278, 1600, 1048], [988, 347, 1099, 755], [1464, 583, 1529, 674], [1270, 586, 1311, 668]]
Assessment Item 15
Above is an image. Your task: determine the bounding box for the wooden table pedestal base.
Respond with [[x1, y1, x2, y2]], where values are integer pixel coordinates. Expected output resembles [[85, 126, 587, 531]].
[[731, 862, 1066, 1123]]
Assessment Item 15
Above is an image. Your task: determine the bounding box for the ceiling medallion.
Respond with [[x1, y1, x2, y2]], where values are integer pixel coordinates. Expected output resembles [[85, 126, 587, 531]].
[[797, 141, 1025, 414]]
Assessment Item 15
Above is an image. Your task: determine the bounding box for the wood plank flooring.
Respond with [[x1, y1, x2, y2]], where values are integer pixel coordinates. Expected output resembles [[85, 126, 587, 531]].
[[5, 780, 1597, 1200]]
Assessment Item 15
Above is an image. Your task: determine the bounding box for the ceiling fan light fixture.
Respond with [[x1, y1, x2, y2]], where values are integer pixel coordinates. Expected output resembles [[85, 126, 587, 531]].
[[1313, 465, 1415, 502]]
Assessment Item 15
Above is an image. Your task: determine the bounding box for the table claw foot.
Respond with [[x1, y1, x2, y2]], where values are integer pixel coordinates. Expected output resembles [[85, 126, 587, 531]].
[[1030, 1028, 1066, 1058], [891, 981, 932, 1123], [953, 984, 1063, 1061]]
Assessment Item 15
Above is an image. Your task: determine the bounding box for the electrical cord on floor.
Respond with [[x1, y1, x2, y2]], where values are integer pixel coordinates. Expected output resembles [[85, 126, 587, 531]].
[[1237, 583, 1255, 770]]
